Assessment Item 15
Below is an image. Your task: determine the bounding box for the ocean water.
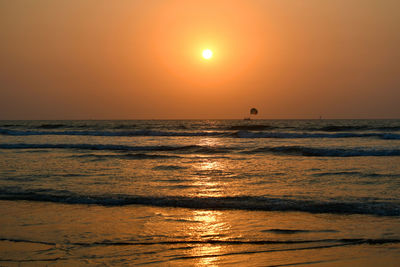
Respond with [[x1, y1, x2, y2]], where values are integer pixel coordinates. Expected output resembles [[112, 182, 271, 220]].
[[0, 119, 399, 266]]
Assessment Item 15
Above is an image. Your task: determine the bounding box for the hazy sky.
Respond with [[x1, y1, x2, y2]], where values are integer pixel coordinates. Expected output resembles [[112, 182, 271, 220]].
[[1, 0, 399, 119]]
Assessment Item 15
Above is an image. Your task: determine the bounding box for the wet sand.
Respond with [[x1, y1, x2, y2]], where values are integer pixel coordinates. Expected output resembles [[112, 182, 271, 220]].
[[0, 201, 399, 266]]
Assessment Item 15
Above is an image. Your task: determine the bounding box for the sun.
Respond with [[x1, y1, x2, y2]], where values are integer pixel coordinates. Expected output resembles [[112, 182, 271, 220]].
[[202, 49, 213, 60]]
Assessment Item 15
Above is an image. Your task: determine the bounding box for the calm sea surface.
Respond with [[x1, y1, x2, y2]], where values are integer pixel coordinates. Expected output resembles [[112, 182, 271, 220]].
[[0, 119, 399, 266]]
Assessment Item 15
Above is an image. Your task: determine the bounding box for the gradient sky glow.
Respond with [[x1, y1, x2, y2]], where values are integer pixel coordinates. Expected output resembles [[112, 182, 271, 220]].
[[1, 0, 399, 119]]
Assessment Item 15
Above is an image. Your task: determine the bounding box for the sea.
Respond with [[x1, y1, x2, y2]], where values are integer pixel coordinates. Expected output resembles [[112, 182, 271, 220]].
[[0, 119, 399, 266]]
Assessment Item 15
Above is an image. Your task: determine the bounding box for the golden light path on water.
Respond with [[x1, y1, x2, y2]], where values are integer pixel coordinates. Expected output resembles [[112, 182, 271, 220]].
[[184, 137, 231, 265], [192, 137, 226, 198], [187, 210, 227, 266]]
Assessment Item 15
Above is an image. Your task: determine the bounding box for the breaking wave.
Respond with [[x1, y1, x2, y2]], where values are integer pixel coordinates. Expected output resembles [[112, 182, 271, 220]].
[[243, 146, 400, 157], [306, 125, 400, 132], [0, 143, 233, 154], [312, 171, 400, 178], [0, 188, 398, 216], [2, 128, 399, 140], [72, 153, 181, 160], [232, 131, 400, 140], [0, 128, 225, 137], [1, 143, 400, 157], [0, 237, 399, 247], [227, 125, 276, 131], [224, 124, 400, 132]]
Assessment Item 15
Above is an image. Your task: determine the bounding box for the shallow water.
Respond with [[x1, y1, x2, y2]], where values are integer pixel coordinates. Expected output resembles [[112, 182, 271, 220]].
[[0, 119, 399, 265]]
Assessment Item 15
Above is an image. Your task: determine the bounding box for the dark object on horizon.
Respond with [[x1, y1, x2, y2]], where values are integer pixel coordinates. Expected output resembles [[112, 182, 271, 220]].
[[250, 108, 258, 115], [244, 108, 258, 120]]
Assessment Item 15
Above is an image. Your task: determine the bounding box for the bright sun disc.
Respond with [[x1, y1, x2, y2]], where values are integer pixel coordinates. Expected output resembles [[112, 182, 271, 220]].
[[202, 49, 213, 59]]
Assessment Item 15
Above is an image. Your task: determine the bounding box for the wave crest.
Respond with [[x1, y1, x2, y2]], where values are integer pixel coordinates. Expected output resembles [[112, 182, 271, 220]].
[[244, 146, 400, 157], [0, 188, 398, 216], [0, 143, 233, 154], [3, 128, 399, 140]]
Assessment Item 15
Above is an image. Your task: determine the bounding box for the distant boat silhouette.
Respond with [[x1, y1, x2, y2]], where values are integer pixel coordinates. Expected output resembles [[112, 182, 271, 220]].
[[244, 108, 258, 120]]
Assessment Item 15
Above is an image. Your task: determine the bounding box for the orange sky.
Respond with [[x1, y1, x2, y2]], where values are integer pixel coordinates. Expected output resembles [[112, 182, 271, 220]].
[[1, 0, 399, 119]]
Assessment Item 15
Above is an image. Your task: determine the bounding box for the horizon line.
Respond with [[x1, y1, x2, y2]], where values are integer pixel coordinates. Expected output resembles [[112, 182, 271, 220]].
[[1, 118, 400, 121]]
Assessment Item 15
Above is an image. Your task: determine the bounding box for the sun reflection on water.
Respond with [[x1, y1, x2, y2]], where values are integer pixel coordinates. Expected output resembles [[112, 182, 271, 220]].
[[186, 210, 230, 266], [197, 137, 221, 147], [188, 137, 230, 198], [191, 159, 227, 197], [183, 138, 233, 265]]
